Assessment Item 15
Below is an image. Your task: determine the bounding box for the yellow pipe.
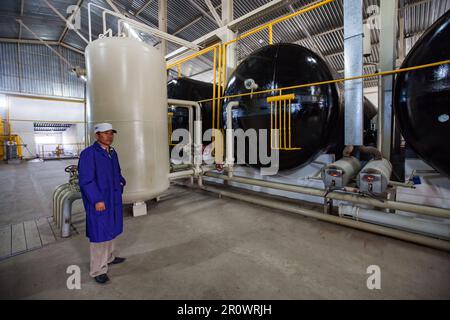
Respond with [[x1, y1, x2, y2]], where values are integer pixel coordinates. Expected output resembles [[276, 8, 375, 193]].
[[267, 93, 295, 102], [197, 59, 450, 104], [0, 116, 3, 160], [218, 44, 227, 130], [223, 0, 335, 46], [288, 99, 291, 149], [167, 43, 220, 69], [270, 101, 273, 149], [222, 44, 227, 92], [217, 45, 222, 130], [278, 98, 281, 149], [283, 98, 286, 149], [15, 135, 22, 159], [212, 46, 217, 131]]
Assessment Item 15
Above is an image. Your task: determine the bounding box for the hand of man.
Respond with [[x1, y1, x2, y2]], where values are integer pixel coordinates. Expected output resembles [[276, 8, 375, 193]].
[[95, 202, 106, 211]]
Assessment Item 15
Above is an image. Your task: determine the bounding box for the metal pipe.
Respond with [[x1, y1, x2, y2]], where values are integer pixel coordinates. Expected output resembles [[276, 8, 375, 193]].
[[61, 191, 82, 237], [53, 183, 69, 220], [200, 184, 450, 252], [204, 172, 450, 219], [225, 101, 239, 177], [87, 1, 199, 50], [339, 205, 450, 240], [54, 184, 70, 225], [167, 99, 202, 172], [56, 188, 73, 228]]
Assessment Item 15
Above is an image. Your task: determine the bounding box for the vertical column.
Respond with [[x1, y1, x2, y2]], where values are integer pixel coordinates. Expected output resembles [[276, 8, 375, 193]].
[[221, 0, 237, 80], [158, 0, 168, 56], [378, 0, 398, 160], [344, 0, 364, 146]]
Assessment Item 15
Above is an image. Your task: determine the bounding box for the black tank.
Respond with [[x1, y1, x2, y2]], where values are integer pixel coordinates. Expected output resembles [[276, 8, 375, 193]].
[[167, 77, 214, 143], [393, 10, 450, 176], [223, 43, 340, 170]]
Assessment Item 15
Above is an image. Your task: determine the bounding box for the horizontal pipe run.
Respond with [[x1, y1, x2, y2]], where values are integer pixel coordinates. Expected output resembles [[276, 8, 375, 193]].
[[169, 169, 195, 180], [204, 172, 450, 219], [200, 185, 450, 252], [61, 192, 82, 238], [339, 205, 450, 240]]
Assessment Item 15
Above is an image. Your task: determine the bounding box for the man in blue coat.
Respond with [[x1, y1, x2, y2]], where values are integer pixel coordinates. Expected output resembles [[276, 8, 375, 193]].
[[78, 123, 127, 284]]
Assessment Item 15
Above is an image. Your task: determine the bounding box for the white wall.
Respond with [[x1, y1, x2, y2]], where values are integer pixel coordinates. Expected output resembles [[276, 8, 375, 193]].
[[364, 86, 378, 109], [8, 96, 84, 158], [62, 124, 84, 156]]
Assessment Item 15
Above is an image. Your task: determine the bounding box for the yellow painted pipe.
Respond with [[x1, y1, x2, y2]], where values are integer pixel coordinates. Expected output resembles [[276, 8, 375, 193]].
[[197, 59, 450, 104]]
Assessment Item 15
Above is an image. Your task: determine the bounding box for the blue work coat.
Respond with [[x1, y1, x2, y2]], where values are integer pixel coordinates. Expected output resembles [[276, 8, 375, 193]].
[[78, 141, 126, 243]]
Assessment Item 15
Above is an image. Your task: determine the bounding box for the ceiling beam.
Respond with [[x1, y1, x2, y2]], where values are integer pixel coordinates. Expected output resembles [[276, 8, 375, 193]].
[[42, 0, 88, 44], [166, 0, 302, 61], [136, 0, 154, 16], [187, 0, 221, 27], [15, 19, 75, 68], [204, 0, 223, 26], [18, 0, 24, 39], [58, 0, 85, 44], [0, 11, 63, 25], [0, 37, 85, 55]]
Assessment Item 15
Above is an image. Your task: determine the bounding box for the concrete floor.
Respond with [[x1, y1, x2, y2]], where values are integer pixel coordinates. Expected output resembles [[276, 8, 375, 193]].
[[0, 160, 449, 299]]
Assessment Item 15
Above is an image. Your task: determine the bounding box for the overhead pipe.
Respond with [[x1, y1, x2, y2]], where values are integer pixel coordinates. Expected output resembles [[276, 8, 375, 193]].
[[200, 184, 450, 252], [339, 205, 450, 240], [87, 2, 200, 50], [204, 172, 450, 220], [167, 99, 203, 183]]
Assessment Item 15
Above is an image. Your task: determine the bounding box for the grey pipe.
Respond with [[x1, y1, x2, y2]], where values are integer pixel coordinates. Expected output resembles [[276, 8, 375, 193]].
[[200, 184, 450, 252], [339, 205, 450, 240], [61, 191, 82, 238], [204, 172, 450, 219], [168, 169, 195, 180], [56, 187, 72, 227], [53, 183, 69, 220]]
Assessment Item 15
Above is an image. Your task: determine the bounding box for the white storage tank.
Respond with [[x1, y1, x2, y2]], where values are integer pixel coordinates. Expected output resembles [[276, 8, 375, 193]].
[[85, 37, 169, 204]]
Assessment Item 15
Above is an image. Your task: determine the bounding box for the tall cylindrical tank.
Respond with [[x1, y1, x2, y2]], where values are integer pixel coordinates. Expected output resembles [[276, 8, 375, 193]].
[[223, 43, 340, 170], [85, 37, 170, 203], [393, 10, 450, 176]]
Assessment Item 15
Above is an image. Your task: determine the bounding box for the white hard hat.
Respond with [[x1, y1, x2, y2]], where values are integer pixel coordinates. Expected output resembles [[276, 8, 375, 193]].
[[94, 123, 117, 134]]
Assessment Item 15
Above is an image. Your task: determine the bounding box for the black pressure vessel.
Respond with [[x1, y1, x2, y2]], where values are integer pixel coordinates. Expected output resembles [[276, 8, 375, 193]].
[[167, 77, 214, 143], [393, 10, 450, 176], [223, 43, 340, 170]]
